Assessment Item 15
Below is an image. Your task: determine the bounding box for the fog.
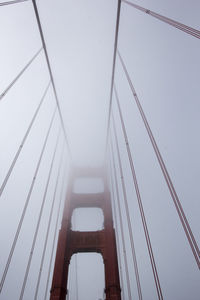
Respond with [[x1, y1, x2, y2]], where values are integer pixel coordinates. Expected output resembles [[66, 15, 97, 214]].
[[0, 0, 200, 299]]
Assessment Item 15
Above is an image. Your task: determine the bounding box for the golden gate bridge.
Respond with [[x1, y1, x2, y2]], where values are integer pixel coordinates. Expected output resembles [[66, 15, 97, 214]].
[[0, 0, 199, 299]]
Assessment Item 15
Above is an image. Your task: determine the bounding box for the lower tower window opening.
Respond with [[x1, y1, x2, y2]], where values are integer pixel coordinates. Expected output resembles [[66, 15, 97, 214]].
[[67, 253, 105, 300]]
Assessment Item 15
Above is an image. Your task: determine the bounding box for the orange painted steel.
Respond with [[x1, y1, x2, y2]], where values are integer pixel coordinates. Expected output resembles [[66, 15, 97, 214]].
[[50, 167, 121, 300]]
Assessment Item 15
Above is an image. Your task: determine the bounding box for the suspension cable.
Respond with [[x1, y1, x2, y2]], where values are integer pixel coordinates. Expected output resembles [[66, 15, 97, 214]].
[[0, 81, 51, 198], [110, 180, 125, 300], [67, 265, 72, 300], [34, 139, 65, 300], [111, 119, 143, 300], [19, 127, 62, 300], [0, 48, 43, 101], [31, 0, 71, 157], [43, 162, 68, 300], [73, 211, 79, 300], [0, 0, 29, 6], [117, 51, 200, 268], [105, 0, 122, 153], [109, 160, 130, 300], [75, 254, 79, 300], [122, 0, 200, 39], [112, 112, 163, 300], [0, 107, 57, 293]]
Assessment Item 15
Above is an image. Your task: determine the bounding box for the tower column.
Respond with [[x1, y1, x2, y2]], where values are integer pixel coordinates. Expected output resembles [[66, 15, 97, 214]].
[[50, 167, 121, 300]]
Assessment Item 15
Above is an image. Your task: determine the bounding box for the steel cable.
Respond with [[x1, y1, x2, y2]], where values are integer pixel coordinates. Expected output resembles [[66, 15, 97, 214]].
[[105, 0, 122, 153], [110, 167, 125, 293], [19, 127, 62, 300], [109, 159, 131, 300], [31, 0, 71, 157], [0, 81, 51, 199], [75, 254, 79, 300], [43, 162, 68, 300], [117, 51, 200, 268], [111, 117, 144, 300], [70, 207, 79, 300], [34, 139, 65, 300], [0, 0, 29, 6], [122, 0, 200, 39], [0, 48, 43, 101], [113, 89, 163, 299], [0, 107, 57, 292]]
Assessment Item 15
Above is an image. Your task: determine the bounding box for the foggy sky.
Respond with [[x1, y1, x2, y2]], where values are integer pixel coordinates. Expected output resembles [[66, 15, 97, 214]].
[[0, 0, 200, 299]]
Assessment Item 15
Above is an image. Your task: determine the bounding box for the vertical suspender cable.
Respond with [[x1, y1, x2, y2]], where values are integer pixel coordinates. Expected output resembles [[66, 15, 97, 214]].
[[0, 81, 51, 199], [117, 51, 200, 268], [111, 121, 143, 300], [105, 0, 122, 152], [0, 107, 57, 293], [109, 162, 129, 300], [43, 163, 68, 300], [31, 0, 71, 157], [34, 139, 65, 300], [19, 127, 62, 300], [113, 90, 163, 299]]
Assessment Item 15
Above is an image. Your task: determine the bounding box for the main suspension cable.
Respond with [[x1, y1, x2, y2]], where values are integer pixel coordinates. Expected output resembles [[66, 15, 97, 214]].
[[19, 127, 62, 300], [112, 111, 163, 300], [31, 0, 71, 157], [117, 51, 200, 268], [0, 48, 43, 101], [34, 139, 65, 300], [0, 81, 51, 199], [0, 0, 29, 6], [109, 157, 132, 300], [122, 0, 200, 39], [0, 107, 57, 293], [43, 162, 68, 300], [105, 0, 122, 153], [111, 118, 143, 300]]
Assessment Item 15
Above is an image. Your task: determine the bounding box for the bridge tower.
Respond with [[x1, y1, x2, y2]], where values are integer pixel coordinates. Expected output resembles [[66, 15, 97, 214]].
[[50, 166, 121, 300]]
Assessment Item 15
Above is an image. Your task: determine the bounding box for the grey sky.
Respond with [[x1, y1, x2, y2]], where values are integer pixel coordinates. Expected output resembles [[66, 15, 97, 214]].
[[0, 0, 199, 299]]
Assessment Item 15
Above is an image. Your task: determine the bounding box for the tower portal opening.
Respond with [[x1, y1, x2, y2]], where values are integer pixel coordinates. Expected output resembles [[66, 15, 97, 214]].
[[67, 253, 105, 300], [71, 207, 104, 231], [73, 177, 104, 193]]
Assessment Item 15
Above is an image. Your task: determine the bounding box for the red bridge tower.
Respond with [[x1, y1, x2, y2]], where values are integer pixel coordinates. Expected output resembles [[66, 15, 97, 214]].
[[50, 167, 121, 300]]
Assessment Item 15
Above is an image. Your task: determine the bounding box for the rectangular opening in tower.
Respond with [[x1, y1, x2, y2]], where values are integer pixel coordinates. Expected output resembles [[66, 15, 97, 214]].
[[73, 177, 104, 193], [71, 207, 104, 231], [67, 253, 105, 300]]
